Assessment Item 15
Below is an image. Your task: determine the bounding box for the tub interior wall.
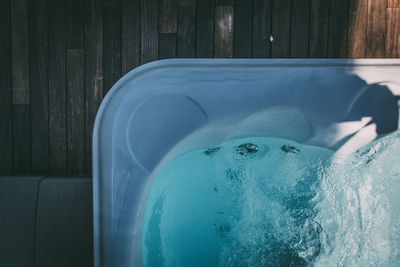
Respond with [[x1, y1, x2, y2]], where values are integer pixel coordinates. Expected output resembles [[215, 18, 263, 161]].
[[93, 60, 400, 266]]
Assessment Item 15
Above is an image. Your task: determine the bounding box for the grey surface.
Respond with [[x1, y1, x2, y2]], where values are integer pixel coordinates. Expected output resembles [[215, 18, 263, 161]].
[[93, 59, 400, 266], [0, 176, 93, 267], [0, 176, 42, 267], [36, 178, 93, 267]]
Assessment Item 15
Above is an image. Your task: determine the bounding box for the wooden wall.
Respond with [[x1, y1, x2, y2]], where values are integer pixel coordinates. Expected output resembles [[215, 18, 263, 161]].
[[0, 0, 399, 177]]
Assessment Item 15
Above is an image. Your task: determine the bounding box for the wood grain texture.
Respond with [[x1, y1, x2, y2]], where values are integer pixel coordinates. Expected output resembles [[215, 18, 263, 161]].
[[122, 0, 140, 74], [48, 0, 67, 175], [309, 0, 329, 57], [0, 0, 13, 175], [271, 0, 291, 58], [252, 0, 272, 58], [290, 0, 310, 58], [347, 0, 368, 58], [67, 50, 85, 175], [178, 0, 196, 58], [66, 0, 84, 49], [366, 0, 386, 58], [233, 0, 253, 58], [215, 5, 234, 58], [196, 0, 215, 57], [159, 33, 177, 59], [388, 0, 400, 8], [0, 176, 42, 267], [328, 0, 349, 58], [11, 0, 30, 104], [141, 0, 158, 63], [36, 178, 93, 267], [85, 0, 103, 175], [385, 7, 400, 58], [103, 6, 122, 96], [30, 0, 48, 174], [13, 104, 31, 174], [159, 0, 178, 33]]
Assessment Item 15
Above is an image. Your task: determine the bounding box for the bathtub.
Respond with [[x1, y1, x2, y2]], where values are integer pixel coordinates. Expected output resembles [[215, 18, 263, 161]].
[[93, 59, 400, 266]]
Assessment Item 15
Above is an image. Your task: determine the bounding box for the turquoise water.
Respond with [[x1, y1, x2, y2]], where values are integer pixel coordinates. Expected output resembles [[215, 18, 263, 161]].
[[141, 132, 400, 266]]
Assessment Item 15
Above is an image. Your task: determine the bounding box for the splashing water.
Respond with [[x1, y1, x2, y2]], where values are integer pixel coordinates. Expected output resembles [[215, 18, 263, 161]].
[[141, 132, 400, 266]]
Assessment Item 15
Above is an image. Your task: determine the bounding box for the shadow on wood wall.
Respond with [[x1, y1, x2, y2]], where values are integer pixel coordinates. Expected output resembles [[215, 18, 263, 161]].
[[0, 0, 399, 177]]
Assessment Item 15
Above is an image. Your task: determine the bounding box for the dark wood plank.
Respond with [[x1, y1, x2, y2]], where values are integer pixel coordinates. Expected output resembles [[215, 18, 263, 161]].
[[67, 49, 85, 175], [0, 176, 42, 267], [141, 0, 158, 63], [103, 0, 120, 7], [85, 0, 103, 176], [328, 0, 349, 58], [103, 7, 122, 96], [13, 104, 31, 174], [0, 0, 13, 175], [290, 0, 310, 58], [48, 0, 67, 175], [366, 0, 386, 58], [215, 5, 234, 58], [347, 0, 368, 58], [30, 0, 48, 174], [178, 0, 197, 58], [309, 0, 329, 58], [122, 0, 140, 74], [271, 0, 291, 58], [385, 7, 400, 58], [159, 0, 178, 33], [252, 0, 272, 58], [159, 33, 177, 59], [216, 0, 235, 5], [36, 178, 93, 267], [66, 0, 84, 49], [196, 0, 215, 57], [11, 0, 29, 104], [233, 0, 253, 58]]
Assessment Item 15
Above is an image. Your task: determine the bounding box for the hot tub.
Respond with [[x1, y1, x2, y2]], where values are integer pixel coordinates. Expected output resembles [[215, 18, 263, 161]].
[[93, 59, 400, 266]]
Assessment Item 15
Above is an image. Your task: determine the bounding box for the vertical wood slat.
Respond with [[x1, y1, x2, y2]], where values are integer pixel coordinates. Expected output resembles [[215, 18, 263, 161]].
[[196, 0, 215, 57], [178, 0, 197, 58], [388, 0, 400, 8], [85, 0, 103, 175], [13, 105, 31, 174], [252, 0, 272, 58], [233, 0, 253, 58], [103, 6, 122, 96], [347, 0, 368, 58], [309, 0, 329, 57], [290, 0, 310, 58], [0, 0, 13, 175], [30, 0, 48, 174], [48, 0, 67, 175], [159, 33, 177, 59], [366, 0, 386, 58], [159, 0, 177, 59], [328, 0, 349, 58], [11, 0, 30, 104], [385, 7, 400, 58], [215, 5, 234, 58], [66, 0, 84, 49], [271, 0, 291, 58], [122, 0, 140, 74], [159, 0, 178, 33], [67, 50, 85, 175], [141, 0, 158, 63]]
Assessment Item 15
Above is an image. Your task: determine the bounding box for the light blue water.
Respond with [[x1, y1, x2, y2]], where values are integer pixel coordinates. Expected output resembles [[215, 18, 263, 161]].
[[141, 132, 400, 266]]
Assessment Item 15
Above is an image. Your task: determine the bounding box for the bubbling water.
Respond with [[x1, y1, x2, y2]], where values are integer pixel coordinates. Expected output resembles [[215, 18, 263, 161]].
[[141, 132, 400, 266]]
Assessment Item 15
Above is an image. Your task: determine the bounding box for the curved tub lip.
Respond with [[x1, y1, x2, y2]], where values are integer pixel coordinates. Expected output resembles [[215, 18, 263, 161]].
[[92, 58, 400, 266]]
